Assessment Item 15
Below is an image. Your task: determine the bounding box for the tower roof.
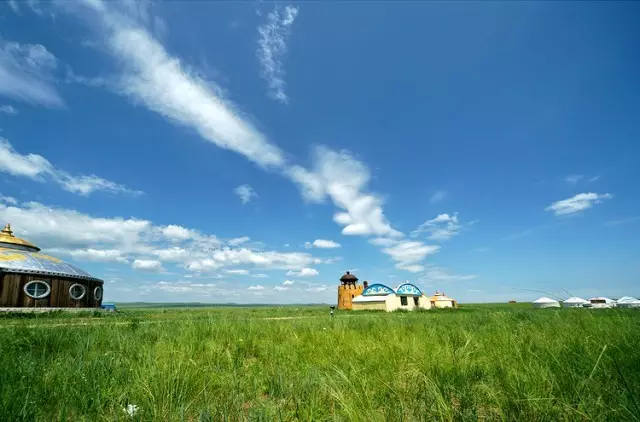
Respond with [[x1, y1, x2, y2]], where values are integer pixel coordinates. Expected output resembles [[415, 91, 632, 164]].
[[0, 223, 40, 252], [340, 271, 358, 282]]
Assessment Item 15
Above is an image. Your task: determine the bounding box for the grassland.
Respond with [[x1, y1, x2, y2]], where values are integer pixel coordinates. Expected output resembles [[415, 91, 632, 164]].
[[0, 304, 639, 421]]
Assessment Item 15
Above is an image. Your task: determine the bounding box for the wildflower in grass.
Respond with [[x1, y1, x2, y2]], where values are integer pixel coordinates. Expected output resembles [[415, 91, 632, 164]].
[[123, 404, 139, 417]]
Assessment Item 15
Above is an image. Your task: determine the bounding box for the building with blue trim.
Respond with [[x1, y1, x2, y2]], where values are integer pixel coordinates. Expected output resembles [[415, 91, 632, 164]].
[[352, 281, 434, 311]]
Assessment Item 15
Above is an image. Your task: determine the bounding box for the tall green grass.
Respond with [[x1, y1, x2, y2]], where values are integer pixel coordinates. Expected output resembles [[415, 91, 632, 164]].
[[0, 306, 638, 421]]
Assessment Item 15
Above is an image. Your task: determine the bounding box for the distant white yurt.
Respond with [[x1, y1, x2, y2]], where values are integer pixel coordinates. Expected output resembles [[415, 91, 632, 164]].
[[616, 296, 640, 308], [588, 297, 616, 309], [533, 297, 561, 308], [563, 297, 588, 308]]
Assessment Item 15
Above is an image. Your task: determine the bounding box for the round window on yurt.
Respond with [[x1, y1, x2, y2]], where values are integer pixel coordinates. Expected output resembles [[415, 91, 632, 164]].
[[94, 286, 103, 301], [23, 280, 51, 299], [69, 284, 86, 300]]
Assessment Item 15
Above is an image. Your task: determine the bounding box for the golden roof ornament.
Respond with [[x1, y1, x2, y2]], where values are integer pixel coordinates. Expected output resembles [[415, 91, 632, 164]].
[[0, 223, 40, 251], [1, 223, 13, 236]]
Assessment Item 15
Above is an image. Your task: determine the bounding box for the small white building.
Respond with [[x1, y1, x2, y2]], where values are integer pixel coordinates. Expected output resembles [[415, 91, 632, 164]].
[[563, 297, 588, 308], [532, 297, 561, 308], [351, 282, 432, 312], [588, 297, 616, 309], [616, 296, 640, 308]]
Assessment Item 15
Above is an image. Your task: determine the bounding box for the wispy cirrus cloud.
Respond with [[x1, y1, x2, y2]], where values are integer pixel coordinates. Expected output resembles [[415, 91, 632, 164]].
[[235, 184, 257, 204], [0, 138, 141, 196], [0, 105, 18, 115], [420, 265, 477, 282], [411, 213, 465, 241], [0, 39, 64, 108], [604, 216, 640, 227], [73, 1, 286, 169], [545, 192, 612, 216], [429, 190, 447, 204], [61, 0, 432, 274], [257, 5, 298, 103]]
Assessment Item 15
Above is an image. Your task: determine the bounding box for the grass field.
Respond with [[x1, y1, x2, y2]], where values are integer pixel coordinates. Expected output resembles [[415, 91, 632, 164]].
[[1, 304, 639, 421]]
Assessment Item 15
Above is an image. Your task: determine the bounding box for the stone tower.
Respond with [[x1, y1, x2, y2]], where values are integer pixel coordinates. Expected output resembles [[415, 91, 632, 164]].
[[337, 271, 364, 310]]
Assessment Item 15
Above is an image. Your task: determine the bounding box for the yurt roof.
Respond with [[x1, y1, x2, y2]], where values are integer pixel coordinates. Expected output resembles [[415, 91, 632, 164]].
[[0, 224, 101, 282], [429, 294, 455, 302], [564, 297, 588, 303], [533, 297, 559, 304], [394, 282, 422, 297], [362, 283, 395, 296], [617, 296, 640, 303], [0, 223, 40, 251], [589, 297, 615, 303]]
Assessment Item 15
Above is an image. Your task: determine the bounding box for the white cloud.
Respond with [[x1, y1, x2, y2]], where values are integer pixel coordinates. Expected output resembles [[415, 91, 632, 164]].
[[257, 5, 298, 103], [228, 236, 250, 246], [224, 269, 250, 275], [411, 213, 462, 241], [305, 239, 341, 249], [8, 0, 19, 13], [132, 259, 164, 272], [248, 285, 265, 290], [0, 201, 152, 251], [234, 184, 257, 204], [374, 238, 440, 273], [545, 193, 612, 216], [420, 266, 477, 282], [0, 200, 329, 279], [286, 267, 319, 277], [251, 273, 268, 278], [0, 39, 64, 107], [76, 1, 285, 168], [588, 176, 600, 183], [306, 285, 329, 292], [0, 105, 18, 115], [0, 138, 141, 196], [274, 286, 288, 291], [289, 147, 402, 238], [185, 249, 324, 273], [152, 247, 188, 262], [283, 280, 294, 285], [429, 190, 447, 204], [161, 225, 195, 241], [69, 248, 129, 264], [0, 194, 17, 205], [604, 216, 640, 227], [564, 175, 583, 184]]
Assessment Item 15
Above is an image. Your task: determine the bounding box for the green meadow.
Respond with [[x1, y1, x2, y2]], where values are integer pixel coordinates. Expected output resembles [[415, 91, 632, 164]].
[[0, 305, 639, 421]]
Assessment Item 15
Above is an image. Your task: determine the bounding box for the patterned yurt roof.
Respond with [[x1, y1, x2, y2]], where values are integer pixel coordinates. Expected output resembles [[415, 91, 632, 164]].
[[362, 283, 395, 296], [395, 282, 423, 297], [0, 224, 102, 282]]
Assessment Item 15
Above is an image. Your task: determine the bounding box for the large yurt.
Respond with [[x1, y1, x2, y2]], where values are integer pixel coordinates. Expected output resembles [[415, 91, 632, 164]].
[[0, 224, 104, 309], [532, 297, 560, 309], [616, 296, 640, 308], [563, 297, 588, 308], [588, 297, 616, 309]]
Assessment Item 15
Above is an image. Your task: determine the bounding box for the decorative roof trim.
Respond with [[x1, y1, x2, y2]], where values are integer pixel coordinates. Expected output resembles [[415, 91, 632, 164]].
[[0, 268, 103, 283], [395, 283, 422, 297], [362, 283, 395, 296]]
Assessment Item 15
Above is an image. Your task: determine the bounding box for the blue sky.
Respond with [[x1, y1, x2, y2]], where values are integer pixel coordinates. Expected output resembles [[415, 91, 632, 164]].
[[0, 1, 638, 303]]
